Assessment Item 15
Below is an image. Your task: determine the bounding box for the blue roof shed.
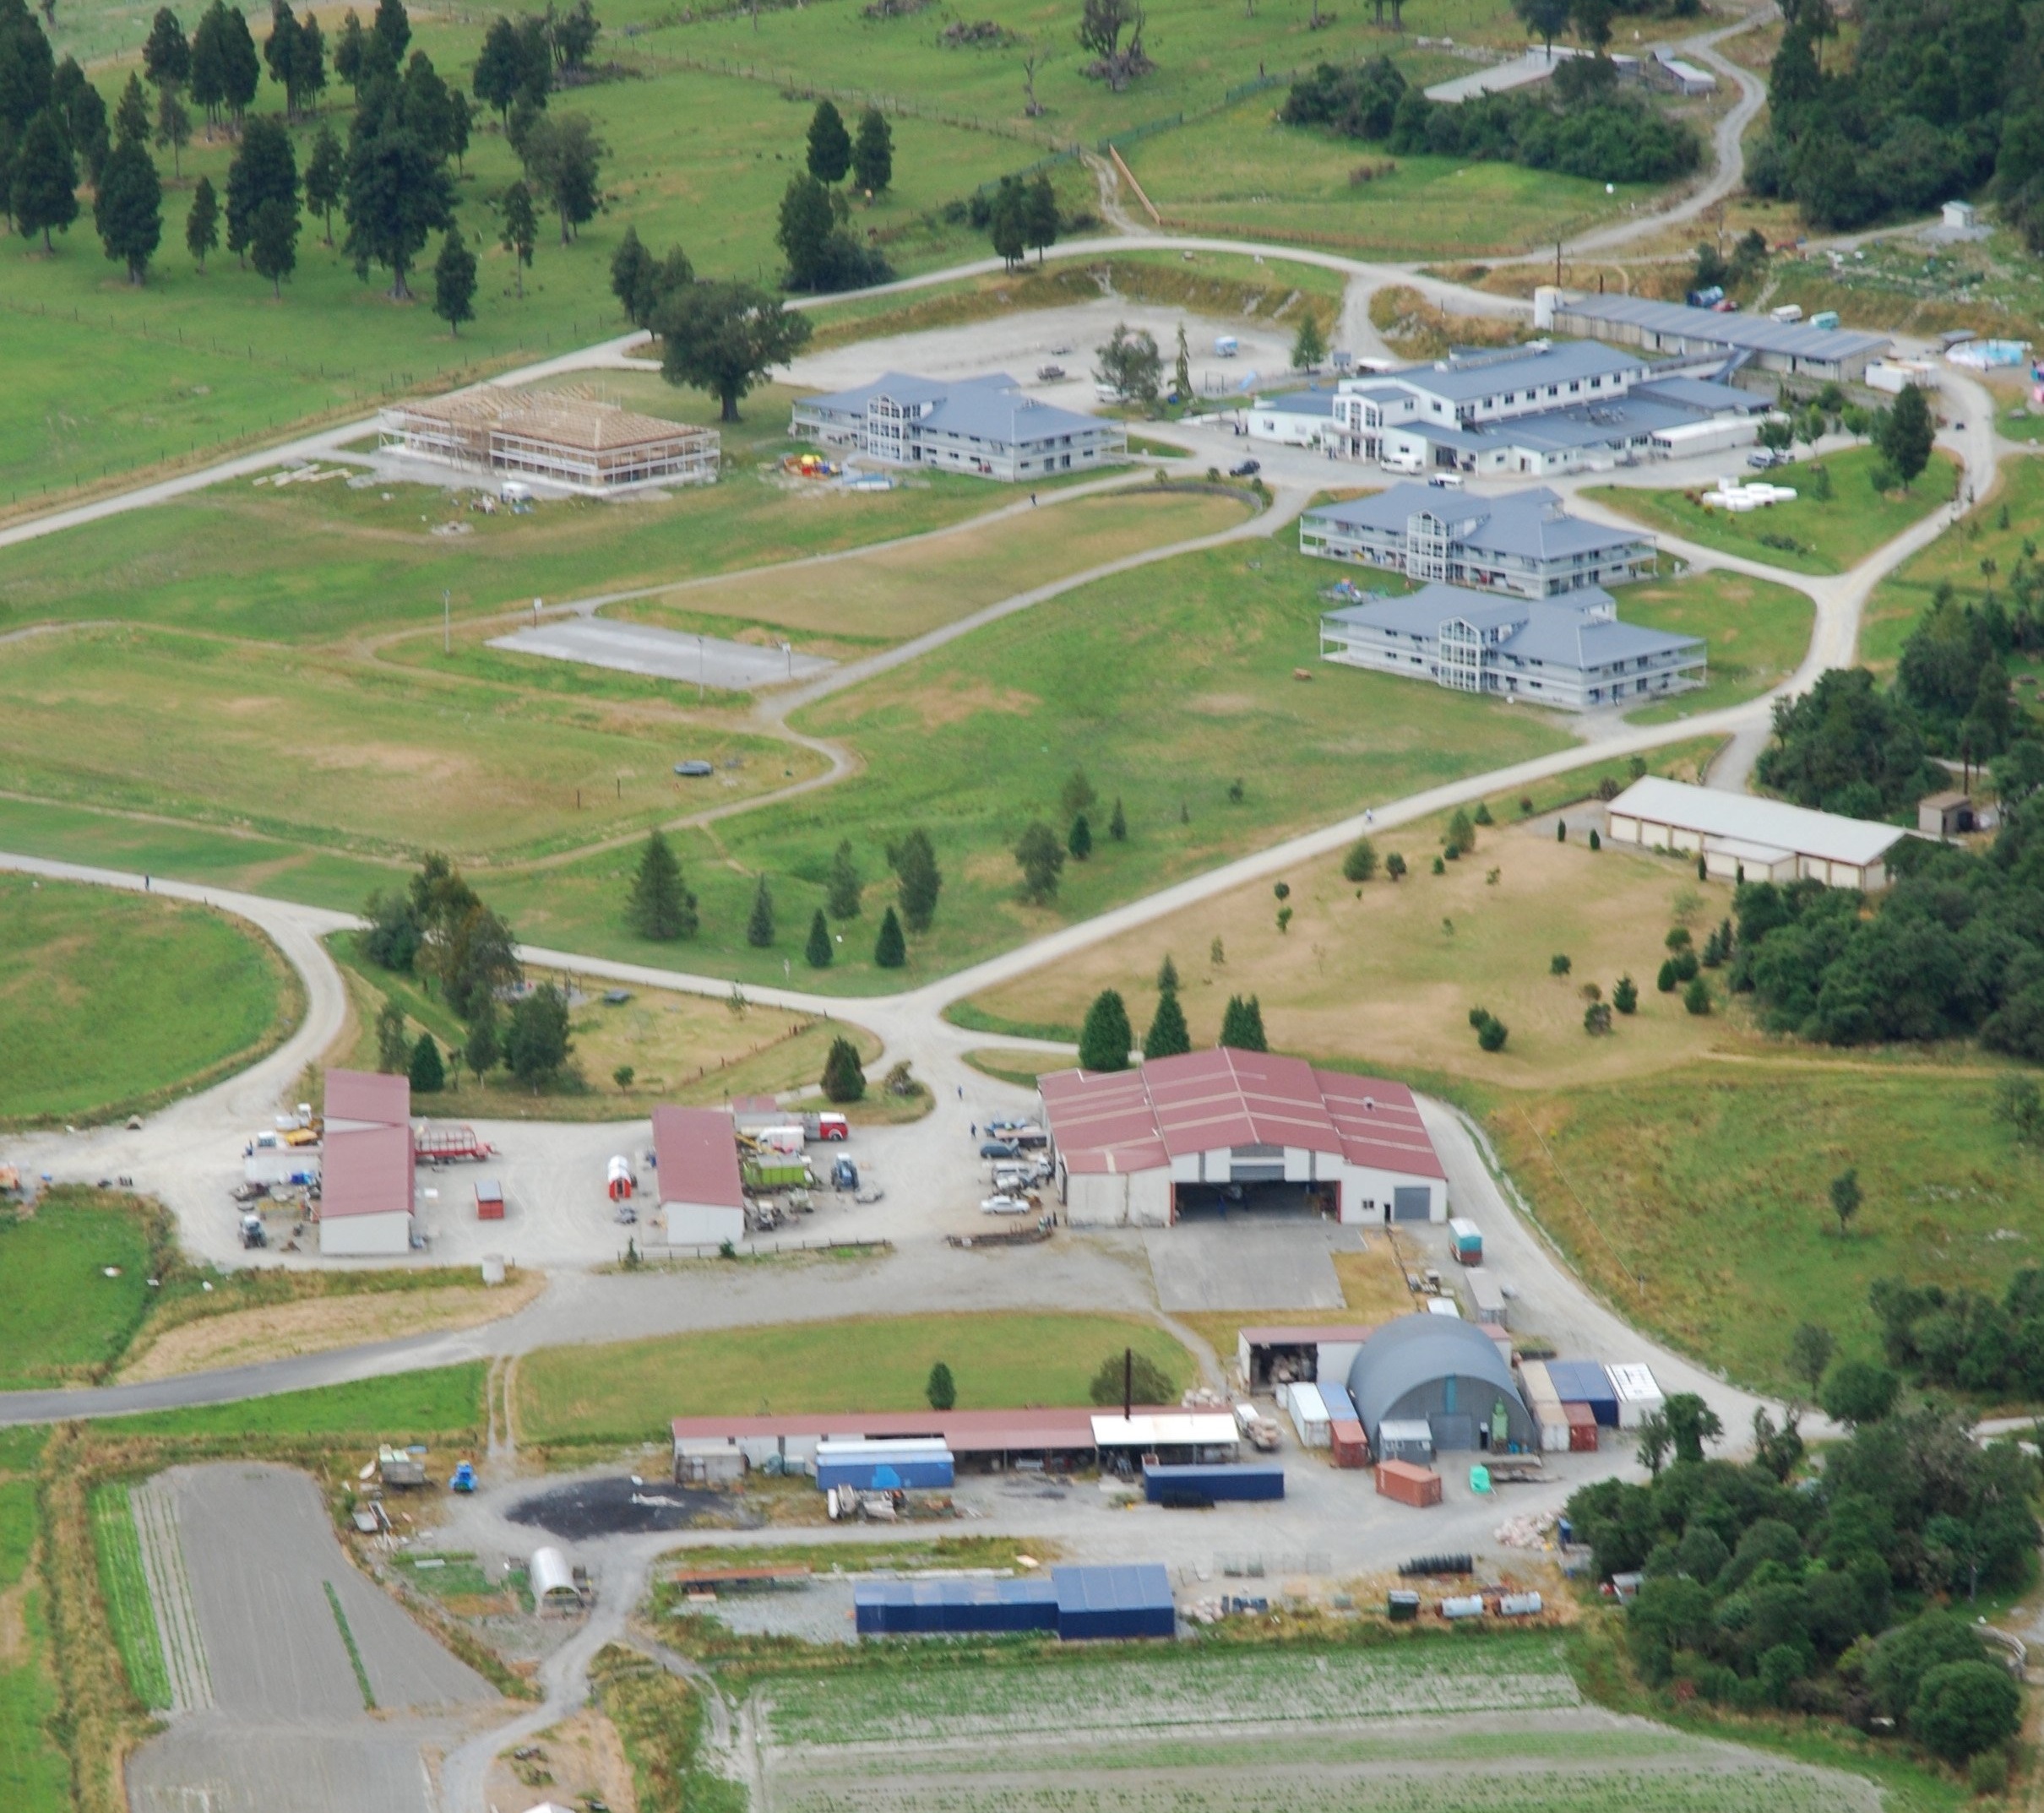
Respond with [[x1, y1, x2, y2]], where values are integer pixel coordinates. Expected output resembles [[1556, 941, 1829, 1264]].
[[1052, 1564, 1176, 1641], [1546, 1360, 1618, 1426]]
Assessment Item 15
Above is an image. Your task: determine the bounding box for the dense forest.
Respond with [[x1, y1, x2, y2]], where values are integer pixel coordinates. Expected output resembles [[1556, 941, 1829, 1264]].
[[1283, 54, 1701, 186], [1753, 0, 2044, 242]]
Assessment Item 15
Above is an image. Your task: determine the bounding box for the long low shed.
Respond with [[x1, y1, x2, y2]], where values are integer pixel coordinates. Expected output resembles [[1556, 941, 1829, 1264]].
[[1235, 1325, 1375, 1391], [814, 1439, 954, 1491], [670, 1407, 1182, 1477], [856, 1566, 1175, 1640]]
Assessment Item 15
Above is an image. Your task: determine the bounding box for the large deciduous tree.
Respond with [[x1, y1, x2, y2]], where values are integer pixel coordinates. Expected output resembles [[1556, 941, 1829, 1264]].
[[655, 277, 811, 421], [519, 106, 601, 242]]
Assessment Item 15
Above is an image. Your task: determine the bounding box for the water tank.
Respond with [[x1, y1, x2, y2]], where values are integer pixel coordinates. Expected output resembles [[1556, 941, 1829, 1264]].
[[1533, 285, 1563, 331]]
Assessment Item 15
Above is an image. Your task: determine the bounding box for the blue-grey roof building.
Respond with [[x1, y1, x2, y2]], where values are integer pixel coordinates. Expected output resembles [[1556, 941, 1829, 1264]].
[[1542, 290, 1891, 383], [1299, 483, 1655, 599], [1345, 1314, 1539, 1456], [1319, 579, 1705, 713], [790, 372, 1127, 481]]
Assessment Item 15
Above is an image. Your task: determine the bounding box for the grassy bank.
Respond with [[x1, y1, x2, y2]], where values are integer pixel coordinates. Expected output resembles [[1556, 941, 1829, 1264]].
[[0, 875, 295, 1127]]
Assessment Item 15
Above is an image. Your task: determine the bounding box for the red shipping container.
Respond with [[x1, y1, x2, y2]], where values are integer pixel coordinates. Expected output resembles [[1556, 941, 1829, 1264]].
[[1375, 1459, 1443, 1506], [1563, 1402, 1599, 1452], [475, 1178, 505, 1220], [1330, 1419, 1370, 1469]]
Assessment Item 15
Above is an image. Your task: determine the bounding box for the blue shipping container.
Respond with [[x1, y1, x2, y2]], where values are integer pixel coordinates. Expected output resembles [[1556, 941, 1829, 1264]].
[[1545, 1361, 1617, 1427], [1144, 1463, 1286, 1504], [1317, 1381, 1359, 1424], [816, 1447, 955, 1492], [1053, 1564, 1176, 1640]]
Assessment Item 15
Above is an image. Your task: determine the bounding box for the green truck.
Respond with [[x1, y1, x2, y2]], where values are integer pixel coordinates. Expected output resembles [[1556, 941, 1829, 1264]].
[[742, 1154, 812, 1191]]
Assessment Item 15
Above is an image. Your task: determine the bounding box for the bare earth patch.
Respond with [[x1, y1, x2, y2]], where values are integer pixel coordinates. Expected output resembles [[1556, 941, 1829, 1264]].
[[485, 1707, 637, 1813], [117, 1273, 546, 1382], [896, 680, 1041, 730]]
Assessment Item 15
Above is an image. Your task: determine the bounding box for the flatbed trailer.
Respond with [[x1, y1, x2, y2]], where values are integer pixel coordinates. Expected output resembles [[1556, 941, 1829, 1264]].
[[416, 1124, 494, 1164]]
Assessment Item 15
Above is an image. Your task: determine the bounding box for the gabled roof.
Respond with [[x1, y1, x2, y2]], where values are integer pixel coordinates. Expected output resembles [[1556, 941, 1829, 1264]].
[[321, 1123, 412, 1219], [1388, 339, 1645, 404], [1039, 1051, 1444, 1180], [1556, 293, 1891, 362], [652, 1105, 745, 1211], [1302, 483, 1650, 562], [1606, 777, 1908, 867], [1323, 581, 1702, 675], [797, 371, 1102, 444], [325, 1067, 410, 1128]]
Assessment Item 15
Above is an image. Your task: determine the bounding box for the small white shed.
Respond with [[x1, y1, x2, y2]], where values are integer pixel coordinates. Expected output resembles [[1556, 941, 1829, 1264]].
[[1606, 1362, 1666, 1430], [530, 1546, 582, 1609]]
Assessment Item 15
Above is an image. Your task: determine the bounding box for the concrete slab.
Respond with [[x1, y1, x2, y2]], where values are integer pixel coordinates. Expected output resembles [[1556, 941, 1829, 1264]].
[[489, 617, 836, 691], [1144, 1220, 1345, 1312]]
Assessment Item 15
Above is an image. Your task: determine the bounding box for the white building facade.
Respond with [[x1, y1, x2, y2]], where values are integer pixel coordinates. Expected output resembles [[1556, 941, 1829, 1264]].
[[791, 372, 1127, 480]]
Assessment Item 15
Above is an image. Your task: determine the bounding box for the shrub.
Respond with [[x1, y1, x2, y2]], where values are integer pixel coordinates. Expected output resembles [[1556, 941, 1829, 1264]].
[[1556, 818, 1567, 841], [1672, 949, 1700, 982], [1469, 1005, 1490, 1028], [1912, 1661, 2021, 1764], [1588, 828, 1601, 851], [1585, 1001, 1613, 1034], [1613, 974, 1638, 1013], [1666, 926, 1693, 951], [1657, 958, 1678, 993], [1969, 1749, 2009, 1796], [1341, 837, 1378, 882], [1476, 1014, 1509, 1052], [1385, 852, 1407, 880], [1550, 953, 1572, 976], [1683, 975, 1710, 1015], [1819, 1359, 1897, 1425], [1431, 855, 1446, 874], [821, 1036, 867, 1103], [1473, 801, 1492, 826], [926, 1361, 956, 1411]]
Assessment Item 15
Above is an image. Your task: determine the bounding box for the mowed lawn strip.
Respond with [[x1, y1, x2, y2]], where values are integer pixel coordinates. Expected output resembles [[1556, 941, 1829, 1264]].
[[101, 1363, 488, 1441], [0, 876, 291, 1126], [1860, 456, 2044, 676], [1585, 448, 1960, 577], [1493, 1063, 2044, 1394], [515, 1313, 1197, 1444]]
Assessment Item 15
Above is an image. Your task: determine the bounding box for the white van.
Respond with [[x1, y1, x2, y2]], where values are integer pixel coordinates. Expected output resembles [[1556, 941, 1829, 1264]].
[[1769, 304, 1804, 324], [1214, 334, 1239, 358], [1427, 471, 1466, 490]]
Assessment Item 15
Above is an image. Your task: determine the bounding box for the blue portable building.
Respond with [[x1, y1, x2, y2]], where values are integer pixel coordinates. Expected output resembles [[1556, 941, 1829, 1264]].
[[1544, 1361, 1618, 1427], [1053, 1564, 1177, 1640], [815, 1438, 954, 1492], [1143, 1463, 1286, 1504]]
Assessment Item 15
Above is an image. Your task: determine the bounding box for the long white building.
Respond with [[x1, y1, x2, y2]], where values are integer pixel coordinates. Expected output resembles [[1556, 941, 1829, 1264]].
[[1319, 581, 1705, 713], [1603, 777, 1909, 891], [1300, 483, 1655, 599], [790, 372, 1127, 481]]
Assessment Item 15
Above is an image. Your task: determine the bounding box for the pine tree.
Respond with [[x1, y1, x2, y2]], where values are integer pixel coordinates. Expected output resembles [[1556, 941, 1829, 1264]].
[[826, 837, 862, 918], [804, 908, 833, 969], [1218, 993, 1268, 1052], [155, 84, 192, 176], [304, 123, 343, 244], [1144, 989, 1190, 1060], [1290, 306, 1326, 372], [1077, 989, 1133, 1072], [1024, 171, 1057, 263], [409, 1031, 446, 1093], [806, 97, 851, 182], [745, 874, 775, 947], [375, 997, 410, 1071], [95, 138, 163, 283], [851, 104, 891, 193], [626, 830, 697, 940], [13, 111, 79, 252], [887, 828, 941, 931], [1108, 796, 1127, 842], [873, 905, 906, 969], [821, 1034, 866, 1102], [432, 224, 476, 333], [144, 7, 193, 90], [1068, 813, 1092, 860], [610, 221, 651, 321], [1014, 820, 1065, 904], [114, 72, 151, 147], [248, 193, 297, 296], [1156, 953, 1179, 995], [185, 172, 219, 268], [925, 1360, 955, 1410]]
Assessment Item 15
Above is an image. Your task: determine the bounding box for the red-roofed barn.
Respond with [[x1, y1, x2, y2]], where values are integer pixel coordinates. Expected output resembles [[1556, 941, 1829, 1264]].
[[318, 1068, 416, 1256], [653, 1105, 747, 1246], [1038, 1050, 1445, 1228]]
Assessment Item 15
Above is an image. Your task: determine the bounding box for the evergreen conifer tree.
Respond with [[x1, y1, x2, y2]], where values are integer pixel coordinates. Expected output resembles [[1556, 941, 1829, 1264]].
[[1078, 989, 1133, 1072], [1218, 994, 1268, 1052], [745, 874, 775, 947], [805, 97, 850, 182], [1108, 796, 1127, 841], [1068, 813, 1092, 860], [12, 111, 79, 251], [826, 837, 862, 918], [432, 223, 476, 331], [1144, 989, 1190, 1060], [821, 1034, 866, 1102], [185, 171, 219, 267], [804, 908, 833, 968], [873, 905, 906, 969], [626, 829, 697, 940], [408, 1030, 446, 1092]]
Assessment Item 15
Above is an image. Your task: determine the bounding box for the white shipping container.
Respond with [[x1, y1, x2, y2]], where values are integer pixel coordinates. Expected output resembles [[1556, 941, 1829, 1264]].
[[1286, 1381, 1332, 1447], [1468, 1272, 1508, 1327]]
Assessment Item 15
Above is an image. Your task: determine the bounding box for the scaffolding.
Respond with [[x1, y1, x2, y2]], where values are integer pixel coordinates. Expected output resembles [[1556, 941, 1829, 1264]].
[[378, 388, 720, 492]]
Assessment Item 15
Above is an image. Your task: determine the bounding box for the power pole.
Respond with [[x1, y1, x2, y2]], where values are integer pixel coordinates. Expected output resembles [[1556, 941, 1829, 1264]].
[[443, 589, 451, 654]]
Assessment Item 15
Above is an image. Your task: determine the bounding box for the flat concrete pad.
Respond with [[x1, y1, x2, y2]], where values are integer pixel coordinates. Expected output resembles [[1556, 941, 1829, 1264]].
[[1144, 1221, 1345, 1312], [126, 1463, 497, 1813], [490, 616, 835, 690]]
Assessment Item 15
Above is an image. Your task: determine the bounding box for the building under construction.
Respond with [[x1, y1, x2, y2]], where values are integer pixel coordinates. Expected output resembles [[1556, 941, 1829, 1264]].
[[378, 388, 720, 492]]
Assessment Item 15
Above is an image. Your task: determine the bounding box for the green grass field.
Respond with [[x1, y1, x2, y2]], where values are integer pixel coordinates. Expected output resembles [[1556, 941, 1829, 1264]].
[[0, 875, 289, 1126], [0, 1191, 157, 1388], [0, 1590, 68, 1813], [1493, 1060, 2044, 1394], [1126, 97, 1640, 257], [1621, 567, 1813, 722], [88, 1485, 171, 1712], [1860, 455, 2044, 676], [515, 1312, 1195, 1444], [1585, 448, 1960, 577], [101, 1361, 487, 1439]]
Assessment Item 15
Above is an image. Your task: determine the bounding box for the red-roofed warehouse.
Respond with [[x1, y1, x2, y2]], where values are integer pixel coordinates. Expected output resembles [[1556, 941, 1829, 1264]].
[[1038, 1049, 1445, 1228], [318, 1067, 416, 1257]]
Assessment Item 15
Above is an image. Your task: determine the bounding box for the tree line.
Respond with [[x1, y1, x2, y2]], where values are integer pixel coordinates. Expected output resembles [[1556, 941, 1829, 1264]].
[[1571, 1389, 2033, 1778], [1751, 0, 2044, 239], [619, 822, 941, 972], [775, 97, 894, 292], [1719, 786, 2044, 1054], [360, 854, 579, 1091], [1281, 38, 1702, 187]]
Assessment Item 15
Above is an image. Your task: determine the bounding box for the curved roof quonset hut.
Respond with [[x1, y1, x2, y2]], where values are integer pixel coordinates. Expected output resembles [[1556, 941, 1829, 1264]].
[[1345, 1313, 1536, 1454]]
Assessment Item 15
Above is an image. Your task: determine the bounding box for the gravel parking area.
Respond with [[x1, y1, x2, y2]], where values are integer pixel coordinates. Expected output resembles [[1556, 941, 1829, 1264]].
[[1143, 1219, 1346, 1311], [490, 617, 835, 690]]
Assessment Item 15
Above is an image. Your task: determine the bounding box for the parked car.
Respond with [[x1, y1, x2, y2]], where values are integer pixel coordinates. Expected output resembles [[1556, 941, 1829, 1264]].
[[673, 760, 715, 777], [981, 1194, 1034, 1215], [979, 1139, 1019, 1159], [1229, 458, 1261, 477], [830, 1156, 859, 1191]]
